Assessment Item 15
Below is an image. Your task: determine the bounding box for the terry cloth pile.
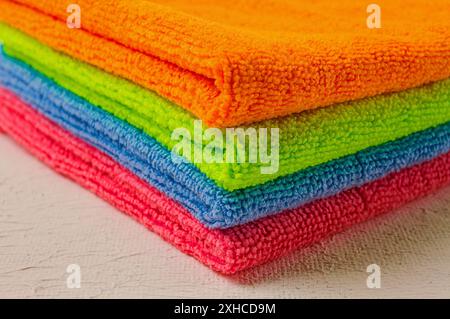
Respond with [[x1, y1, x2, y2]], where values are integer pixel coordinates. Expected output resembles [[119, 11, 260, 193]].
[[1, 0, 450, 274]]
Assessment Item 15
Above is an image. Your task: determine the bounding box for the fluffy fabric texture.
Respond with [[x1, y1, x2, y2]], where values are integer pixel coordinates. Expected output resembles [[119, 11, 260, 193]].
[[2, 52, 450, 229], [1, 0, 449, 127], [1, 87, 450, 274], [2, 25, 450, 191]]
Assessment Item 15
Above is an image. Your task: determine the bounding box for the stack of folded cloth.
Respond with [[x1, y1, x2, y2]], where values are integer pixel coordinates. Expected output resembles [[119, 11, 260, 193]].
[[1, 0, 450, 274]]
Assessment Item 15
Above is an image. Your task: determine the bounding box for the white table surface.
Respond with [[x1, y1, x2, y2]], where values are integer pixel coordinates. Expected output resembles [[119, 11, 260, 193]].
[[1, 135, 450, 299]]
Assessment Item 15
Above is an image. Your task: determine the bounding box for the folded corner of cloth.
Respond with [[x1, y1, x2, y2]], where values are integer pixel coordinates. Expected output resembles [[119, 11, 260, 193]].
[[1, 45, 450, 229], [1, 26, 450, 194], [2, 86, 450, 274], [1, 0, 450, 126]]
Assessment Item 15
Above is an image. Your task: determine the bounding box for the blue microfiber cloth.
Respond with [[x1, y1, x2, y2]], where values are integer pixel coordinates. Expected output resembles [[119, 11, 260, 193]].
[[1, 51, 450, 229]]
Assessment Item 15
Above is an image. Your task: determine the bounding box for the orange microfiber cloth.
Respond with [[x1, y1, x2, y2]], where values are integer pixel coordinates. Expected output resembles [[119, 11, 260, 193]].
[[1, 0, 449, 127]]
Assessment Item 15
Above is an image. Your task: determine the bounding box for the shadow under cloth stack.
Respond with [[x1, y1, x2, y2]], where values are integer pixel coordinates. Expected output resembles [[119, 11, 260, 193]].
[[1, 0, 450, 274]]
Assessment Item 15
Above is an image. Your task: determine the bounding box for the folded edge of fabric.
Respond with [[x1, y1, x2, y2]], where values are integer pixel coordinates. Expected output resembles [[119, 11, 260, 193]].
[[1, 0, 450, 126], [2, 53, 450, 229], [1, 87, 450, 274], [1, 25, 450, 192]]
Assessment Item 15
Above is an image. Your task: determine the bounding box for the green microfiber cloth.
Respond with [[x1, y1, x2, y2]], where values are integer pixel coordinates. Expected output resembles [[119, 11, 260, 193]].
[[2, 23, 450, 191]]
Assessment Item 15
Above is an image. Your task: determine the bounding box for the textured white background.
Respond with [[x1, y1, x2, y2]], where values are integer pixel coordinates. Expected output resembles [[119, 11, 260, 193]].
[[1, 135, 450, 298]]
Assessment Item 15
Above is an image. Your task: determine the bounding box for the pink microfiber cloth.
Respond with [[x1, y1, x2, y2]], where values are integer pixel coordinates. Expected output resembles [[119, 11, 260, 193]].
[[1, 87, 450, 274]]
